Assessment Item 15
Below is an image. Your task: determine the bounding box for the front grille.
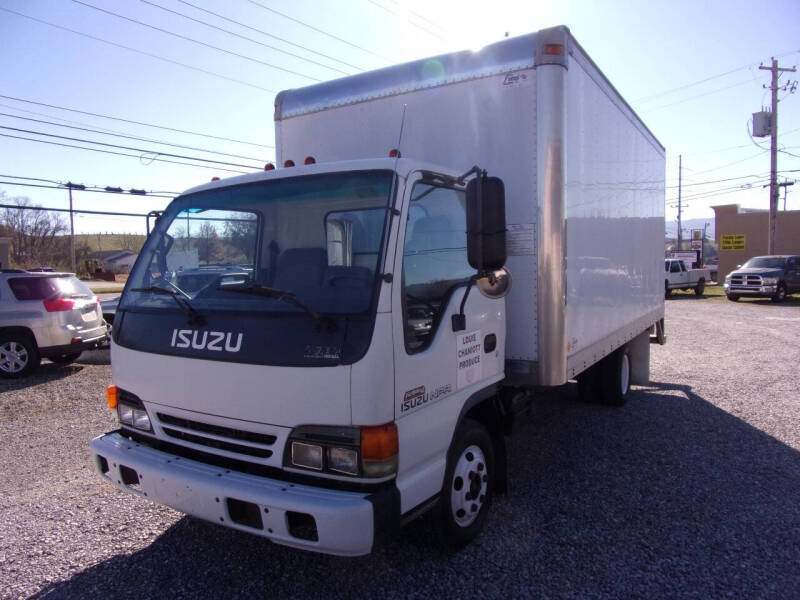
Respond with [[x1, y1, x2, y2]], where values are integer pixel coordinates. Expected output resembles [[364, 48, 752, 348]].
[[156, 412, 276, 459], [730, 274, 762, 287]]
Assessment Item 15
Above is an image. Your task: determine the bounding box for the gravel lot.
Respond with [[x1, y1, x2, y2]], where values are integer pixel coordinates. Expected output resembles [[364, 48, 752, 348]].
[[2, 294, 799, 599]]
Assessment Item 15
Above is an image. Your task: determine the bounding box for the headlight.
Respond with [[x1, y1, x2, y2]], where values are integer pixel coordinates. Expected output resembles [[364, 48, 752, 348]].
[[114, 389, 153, 432], [762, 277, 778, 285], [286, 423, 397, 478]]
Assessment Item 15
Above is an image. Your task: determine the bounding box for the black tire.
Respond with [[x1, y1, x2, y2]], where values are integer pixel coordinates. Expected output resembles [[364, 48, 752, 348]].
[[0, 332, 41, 378], [726, 294, 740, 302], [694, 278, 705, 296], [598, 347, 631, 406], [665, 281, 672, 298], [772, 283, 787, 303], [49, 352, 82, 365], [439, 418, 494, 549]]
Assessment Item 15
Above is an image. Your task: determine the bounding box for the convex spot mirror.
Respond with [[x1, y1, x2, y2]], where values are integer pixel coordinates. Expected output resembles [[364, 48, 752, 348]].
[[466, 176, 506, 272], [477, 267, 512, 299]]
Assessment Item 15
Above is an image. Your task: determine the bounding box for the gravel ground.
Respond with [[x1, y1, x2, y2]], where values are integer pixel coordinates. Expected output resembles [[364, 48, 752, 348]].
[[1, 294, 799, 599]]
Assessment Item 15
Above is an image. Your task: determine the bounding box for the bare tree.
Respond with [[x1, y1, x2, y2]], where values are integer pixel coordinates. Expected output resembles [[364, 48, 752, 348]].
[[195, 221, 223, 264], [0, 194, 69, 268]]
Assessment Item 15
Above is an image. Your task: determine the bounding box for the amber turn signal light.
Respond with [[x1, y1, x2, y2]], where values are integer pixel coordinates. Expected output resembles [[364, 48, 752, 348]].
[[107, 385, 118, 409]]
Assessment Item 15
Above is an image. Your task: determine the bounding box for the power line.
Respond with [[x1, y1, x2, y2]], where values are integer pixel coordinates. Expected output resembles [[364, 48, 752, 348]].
[[139, 0, 355, 76], [0, 174, 181, 196], [0, 112, 268, 164], [0, 132, 250, 174], [173, 0, 367, 72], [683, 151, 769, 177], [641, 78, 756, 113], [635, 49, 800, 103], [0, 7, 276, 94], [71, 0, 322, 82], [0, 94, 273, 149], [0, 200, 153, 218], [0, 125, 263, 170], [245, 0, 391, 62], [366, 0, 449, 43], [383, 0, 450, 34]]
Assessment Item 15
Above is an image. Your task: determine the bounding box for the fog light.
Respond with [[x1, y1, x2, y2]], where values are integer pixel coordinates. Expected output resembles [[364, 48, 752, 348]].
[[292, 442, 323, 470], [328, 447, 358, 475], [133, 409, 151, 431], [118, 404, 134, 425]]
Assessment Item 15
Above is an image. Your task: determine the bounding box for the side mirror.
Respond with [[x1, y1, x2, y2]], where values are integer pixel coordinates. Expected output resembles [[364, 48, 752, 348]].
[[466, 175, 506, 272]]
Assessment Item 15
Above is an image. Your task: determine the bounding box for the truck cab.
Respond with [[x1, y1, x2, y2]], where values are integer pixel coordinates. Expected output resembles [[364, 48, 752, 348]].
[[92, 158, 507, 555]]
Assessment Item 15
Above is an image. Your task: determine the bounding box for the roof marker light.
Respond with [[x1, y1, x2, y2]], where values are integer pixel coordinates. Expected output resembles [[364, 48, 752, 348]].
[[304, 156, 316, 165], [544, 44, 564, 55], [389, 149, 401, 158], [211, 177, 220, 181], [284, 160, 295, 167], [264, 162, 275, 170]]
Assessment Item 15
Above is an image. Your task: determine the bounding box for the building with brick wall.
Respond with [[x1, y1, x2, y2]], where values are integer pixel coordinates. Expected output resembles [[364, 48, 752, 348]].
[[712, 204, 800, 281]]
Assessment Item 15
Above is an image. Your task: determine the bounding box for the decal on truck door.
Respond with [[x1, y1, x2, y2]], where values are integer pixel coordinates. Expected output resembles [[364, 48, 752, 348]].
[[457, 330, 483, 389], [401, 384, 453, 414]]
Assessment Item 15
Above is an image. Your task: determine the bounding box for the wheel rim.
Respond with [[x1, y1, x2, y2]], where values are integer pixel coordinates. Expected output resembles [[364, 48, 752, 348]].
[[0, 341, 29, 374], [620, 353, 630, 396], [450, 444, 488, 527]]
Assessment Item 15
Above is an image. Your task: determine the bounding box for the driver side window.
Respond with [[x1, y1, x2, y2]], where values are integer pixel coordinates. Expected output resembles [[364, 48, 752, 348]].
[[402, 183, 474, 352]]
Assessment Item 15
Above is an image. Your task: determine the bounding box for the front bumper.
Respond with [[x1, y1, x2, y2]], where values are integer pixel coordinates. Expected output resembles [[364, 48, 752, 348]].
[[724, 284, 777, 297], [91, 431, 393, 556]]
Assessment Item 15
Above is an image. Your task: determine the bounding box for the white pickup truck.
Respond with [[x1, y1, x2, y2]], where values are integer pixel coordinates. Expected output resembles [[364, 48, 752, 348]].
[[664, 259, 710, 297]]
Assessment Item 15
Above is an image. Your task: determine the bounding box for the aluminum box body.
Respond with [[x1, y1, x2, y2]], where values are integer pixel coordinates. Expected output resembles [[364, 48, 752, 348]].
[[275, 26, 664, 384]]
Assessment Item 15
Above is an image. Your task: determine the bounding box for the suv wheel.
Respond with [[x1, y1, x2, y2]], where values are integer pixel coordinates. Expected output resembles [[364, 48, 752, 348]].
[[727, 294, 740, 302], [772, 283, 787, 303], [0, 333, 41, 378]]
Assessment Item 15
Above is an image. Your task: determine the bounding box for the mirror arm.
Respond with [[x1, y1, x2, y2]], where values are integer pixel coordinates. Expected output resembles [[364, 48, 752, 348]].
[[451, 274, 479, 332]]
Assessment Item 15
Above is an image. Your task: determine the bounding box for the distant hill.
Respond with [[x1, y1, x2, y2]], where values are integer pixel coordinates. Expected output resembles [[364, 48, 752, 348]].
[[665, 218, 714, 240], [75, 233, 147, 253]]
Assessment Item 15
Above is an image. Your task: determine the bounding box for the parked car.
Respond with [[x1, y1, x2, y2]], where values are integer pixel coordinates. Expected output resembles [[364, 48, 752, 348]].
[[723, 255, 800, 302], [0, 270, 108, 377], [664, 259, 710, 297]]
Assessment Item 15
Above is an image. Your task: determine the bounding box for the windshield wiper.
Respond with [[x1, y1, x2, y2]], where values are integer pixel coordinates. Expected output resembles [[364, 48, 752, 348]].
[[131, 285, 205, 325], [216, 282, 336, 330]]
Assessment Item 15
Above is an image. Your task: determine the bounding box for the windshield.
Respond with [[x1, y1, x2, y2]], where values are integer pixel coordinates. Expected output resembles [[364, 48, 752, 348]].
[[122, 171, 393, 317], [742, 256, 786, 269]]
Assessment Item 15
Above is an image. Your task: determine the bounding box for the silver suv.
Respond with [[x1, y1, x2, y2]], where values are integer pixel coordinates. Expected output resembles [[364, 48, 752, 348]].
[[0, 270, 108, 377]]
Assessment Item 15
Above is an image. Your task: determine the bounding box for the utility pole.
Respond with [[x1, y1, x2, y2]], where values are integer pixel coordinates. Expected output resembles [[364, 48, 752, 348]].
[[65, 182, 86, 274], [677, 154, 682, 249], [759, 59, 796, 254]]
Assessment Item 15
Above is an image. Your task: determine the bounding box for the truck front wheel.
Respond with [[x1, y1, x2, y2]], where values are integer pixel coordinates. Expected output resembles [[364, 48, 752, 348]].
[[439, 418, 494, 548], [772, 283, 787, 303]]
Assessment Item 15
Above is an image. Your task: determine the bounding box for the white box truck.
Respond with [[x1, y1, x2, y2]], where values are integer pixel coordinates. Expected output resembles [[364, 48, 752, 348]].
[[91, 26, 666, 556]]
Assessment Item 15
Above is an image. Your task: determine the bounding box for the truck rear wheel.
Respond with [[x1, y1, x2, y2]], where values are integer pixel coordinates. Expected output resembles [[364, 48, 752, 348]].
[[598, 347, 631, 406], [664, 281, 671, 298], [694, 278, 705, 296], [439, 418, 494, 548]]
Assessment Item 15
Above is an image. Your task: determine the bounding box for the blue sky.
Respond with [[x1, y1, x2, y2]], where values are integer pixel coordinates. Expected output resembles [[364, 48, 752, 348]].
[[1, 0, 798, 235]]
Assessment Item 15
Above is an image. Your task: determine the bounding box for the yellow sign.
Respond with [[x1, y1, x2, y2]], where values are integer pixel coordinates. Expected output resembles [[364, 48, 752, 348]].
[[720, 234, 746, 251]]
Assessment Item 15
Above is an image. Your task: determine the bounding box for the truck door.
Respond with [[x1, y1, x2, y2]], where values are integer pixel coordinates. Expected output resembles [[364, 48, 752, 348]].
[[390, 172, 505, 512]]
